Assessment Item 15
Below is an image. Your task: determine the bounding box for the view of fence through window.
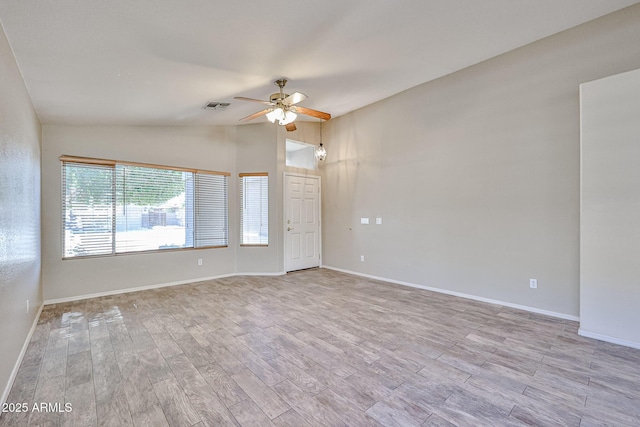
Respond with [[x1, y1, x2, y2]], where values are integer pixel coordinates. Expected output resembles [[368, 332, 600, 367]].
[[62, 158, 228, 258], [116, 165, 190, 253]]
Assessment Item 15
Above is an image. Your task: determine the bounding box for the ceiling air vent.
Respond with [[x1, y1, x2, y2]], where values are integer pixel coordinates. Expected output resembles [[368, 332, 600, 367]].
[[203, 102, 230, 110]]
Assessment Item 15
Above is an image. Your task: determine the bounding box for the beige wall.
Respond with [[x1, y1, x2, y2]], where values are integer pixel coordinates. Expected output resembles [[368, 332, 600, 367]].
[[42, 125, 239, 301], [41, 122, 296, 301], [580, 68, 640, 347], [0, 22, 42, 403], [320, 5, 640, 318]]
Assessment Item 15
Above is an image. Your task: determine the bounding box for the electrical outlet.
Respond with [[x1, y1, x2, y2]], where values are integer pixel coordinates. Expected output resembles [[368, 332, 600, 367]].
[[530, 279, 538, 289], [360, 255, 365, 262], [376, 217, 383, 225], [197, 258, 203, 266], [26, 300, 29, 314]]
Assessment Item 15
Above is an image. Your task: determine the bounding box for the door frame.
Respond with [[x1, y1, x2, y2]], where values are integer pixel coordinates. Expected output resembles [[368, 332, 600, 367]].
[[283, 172, 322, 272]]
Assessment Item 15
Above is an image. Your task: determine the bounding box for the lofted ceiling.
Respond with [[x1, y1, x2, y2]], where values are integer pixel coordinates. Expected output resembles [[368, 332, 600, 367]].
[[0, 0, 638, 126]]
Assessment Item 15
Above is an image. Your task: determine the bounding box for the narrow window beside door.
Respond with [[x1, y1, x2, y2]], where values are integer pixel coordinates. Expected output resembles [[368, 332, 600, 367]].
[[239, 173, 268, 246]]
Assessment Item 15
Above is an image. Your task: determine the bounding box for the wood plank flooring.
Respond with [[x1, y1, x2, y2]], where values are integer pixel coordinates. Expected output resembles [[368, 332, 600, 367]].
[[2, 268, 640, 426]]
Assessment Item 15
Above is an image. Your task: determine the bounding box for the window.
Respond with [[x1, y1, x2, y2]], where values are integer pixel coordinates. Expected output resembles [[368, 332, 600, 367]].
[[62, 156, 229, 258], [240, 173, 268, 246], [286, 139, 317, 170]]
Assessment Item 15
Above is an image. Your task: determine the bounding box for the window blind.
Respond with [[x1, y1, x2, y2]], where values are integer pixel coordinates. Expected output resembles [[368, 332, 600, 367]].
[[61, 156, 229, 258], [195, 172, 228, 247], [240, 173, 268, 245], [62, 162, 115, 257]]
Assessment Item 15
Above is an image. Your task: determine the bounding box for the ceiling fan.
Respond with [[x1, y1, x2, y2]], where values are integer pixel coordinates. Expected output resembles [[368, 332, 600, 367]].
[[235, 79, 331, 132]]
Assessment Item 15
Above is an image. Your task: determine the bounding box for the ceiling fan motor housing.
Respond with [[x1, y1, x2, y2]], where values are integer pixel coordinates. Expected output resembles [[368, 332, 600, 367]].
[[270, 93, 289, 103]]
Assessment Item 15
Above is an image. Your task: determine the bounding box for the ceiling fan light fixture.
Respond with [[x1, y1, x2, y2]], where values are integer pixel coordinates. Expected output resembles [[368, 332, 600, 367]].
[[266, 108, 283, 123], [279, 110, 296, 125], [266, 108, 297, 125]]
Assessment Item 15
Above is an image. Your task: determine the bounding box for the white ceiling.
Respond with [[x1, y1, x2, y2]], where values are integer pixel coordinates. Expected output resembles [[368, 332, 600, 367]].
[[1, 0, 638, 126]]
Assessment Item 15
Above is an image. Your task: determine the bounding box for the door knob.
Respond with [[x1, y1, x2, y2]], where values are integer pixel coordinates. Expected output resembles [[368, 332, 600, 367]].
[[288, 227, 294, 231]]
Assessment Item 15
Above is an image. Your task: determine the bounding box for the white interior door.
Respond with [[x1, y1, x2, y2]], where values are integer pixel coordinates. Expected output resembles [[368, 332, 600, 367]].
[[285, 174, 320, 272]]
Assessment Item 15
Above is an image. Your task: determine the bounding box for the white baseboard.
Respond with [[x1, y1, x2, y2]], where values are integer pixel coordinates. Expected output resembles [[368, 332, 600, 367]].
[[578, 328, 640, 350], [322, 265, 579, 322], [43, 271, 286, 305], [237, 272, 287, 277], [1, 303, 44, 407]]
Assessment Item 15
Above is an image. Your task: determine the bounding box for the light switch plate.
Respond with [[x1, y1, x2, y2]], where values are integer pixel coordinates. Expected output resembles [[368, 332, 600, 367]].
[[361, 218, 369, 224], [376, 217, 382, 224]]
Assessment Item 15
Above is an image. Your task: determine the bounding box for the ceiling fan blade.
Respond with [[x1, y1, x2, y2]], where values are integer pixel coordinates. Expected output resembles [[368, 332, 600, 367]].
[[282, 92, 308, 106], [239, 108, 271, 122], [234, 96, 274, 106], [294, 106, 331, 121], [285, 122, 297, 132]]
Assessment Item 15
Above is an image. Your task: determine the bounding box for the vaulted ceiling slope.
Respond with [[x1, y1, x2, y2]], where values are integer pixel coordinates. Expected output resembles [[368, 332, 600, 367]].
[[0, 0, 638, 126]]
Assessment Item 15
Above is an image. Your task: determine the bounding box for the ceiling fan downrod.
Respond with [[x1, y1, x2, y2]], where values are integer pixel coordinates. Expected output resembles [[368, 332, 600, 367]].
[[271, 79, 288, 103]]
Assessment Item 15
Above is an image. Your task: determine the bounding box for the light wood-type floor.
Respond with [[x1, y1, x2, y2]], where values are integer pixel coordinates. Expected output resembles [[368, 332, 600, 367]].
[[2, 269, 640, 426]]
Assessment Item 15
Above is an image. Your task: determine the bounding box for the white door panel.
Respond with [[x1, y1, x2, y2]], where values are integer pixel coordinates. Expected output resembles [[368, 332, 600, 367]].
[[285, 174, 320, 272], [305, 233, 316, 257]]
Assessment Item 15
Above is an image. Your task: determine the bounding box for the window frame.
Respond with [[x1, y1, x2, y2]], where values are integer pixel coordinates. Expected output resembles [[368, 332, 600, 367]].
[[239, 172, 269, 247], [61, 155, 230, 259]]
